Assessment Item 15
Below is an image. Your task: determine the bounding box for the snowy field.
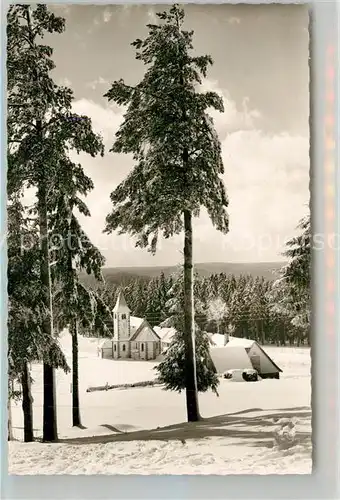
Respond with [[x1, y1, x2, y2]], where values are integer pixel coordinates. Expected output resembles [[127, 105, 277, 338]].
[[8, 333, 312, 474]]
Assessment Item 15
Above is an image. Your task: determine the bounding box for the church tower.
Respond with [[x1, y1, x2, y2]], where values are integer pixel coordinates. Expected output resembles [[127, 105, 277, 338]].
[[113, 290, 131, 340]]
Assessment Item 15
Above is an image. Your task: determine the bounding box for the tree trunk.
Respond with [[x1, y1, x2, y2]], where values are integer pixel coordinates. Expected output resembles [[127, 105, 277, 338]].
[[280, 324, 286, 346], [183, 210, 200, 422], [38, 179, 57, 442], [255, 321, 260, 342], [21, 363, 34, 442], [25, 7, 57, 443], [8, 395, 13, 441], [71, 319, 81, 427], [260, 320, 265, 345], [176, 11, 199, 421]]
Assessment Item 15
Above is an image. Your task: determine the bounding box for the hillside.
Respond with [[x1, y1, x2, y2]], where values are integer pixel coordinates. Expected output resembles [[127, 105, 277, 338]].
[[79, 261, 284, 288]]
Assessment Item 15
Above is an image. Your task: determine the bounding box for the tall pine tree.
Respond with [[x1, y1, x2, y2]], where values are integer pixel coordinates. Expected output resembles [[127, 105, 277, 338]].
[[49, 156, 105, 427], [7, 4, 103, 440], [7, 193, 69, 442], [104, 5, 228, 421]]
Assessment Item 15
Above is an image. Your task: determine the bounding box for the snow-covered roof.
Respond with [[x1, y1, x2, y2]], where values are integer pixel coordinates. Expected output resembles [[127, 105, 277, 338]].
[[227, 336, 255, 348], [154, 326, 176, 343], [211, 346, 253, 374], [130, 316, 144, 333], [226, 336, 282, 373], [113, 291, 131, 313], [210, 333, 230, 347]]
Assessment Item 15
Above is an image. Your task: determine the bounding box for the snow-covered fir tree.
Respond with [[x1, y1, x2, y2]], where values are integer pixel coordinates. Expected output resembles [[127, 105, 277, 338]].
[[49, 155, 107, 427], [270, 215, 311, 342], [7, 193, 69, 442], [7, 4, 104, 440], [156, 267, 219, 397], [103, 5, 229, 421]]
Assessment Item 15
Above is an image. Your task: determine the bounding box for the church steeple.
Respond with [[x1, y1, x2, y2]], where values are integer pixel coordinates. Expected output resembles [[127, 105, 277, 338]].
[[113, 290, 130, 339], [113, 290, 130, 314]]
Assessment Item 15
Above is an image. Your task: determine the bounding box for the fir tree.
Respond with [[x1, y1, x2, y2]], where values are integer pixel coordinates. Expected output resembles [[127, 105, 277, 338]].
[[7, 4, 103, 440], [156, 266, 219, 395], [7, 194, 69, 442], [145, 278, 161, 325], [271, 215, 311, 341], [206, 296, 229, 335], [50, 156, 105, 427], [249, 277, 268, 343], [103, 5, 228, 421], [160, 266, 205, 326], [228, 275, 252, 337], [156, 327, 219, 396]]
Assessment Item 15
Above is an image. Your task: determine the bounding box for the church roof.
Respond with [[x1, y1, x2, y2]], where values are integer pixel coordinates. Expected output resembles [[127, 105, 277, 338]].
[[130, 318, 161, 341], [130, 316, 144, 333], [113, 291, 131, 313]]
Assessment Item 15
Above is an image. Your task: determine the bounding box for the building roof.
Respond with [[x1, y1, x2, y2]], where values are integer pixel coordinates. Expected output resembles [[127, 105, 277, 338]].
[[226, 336, 254, 348], [210, 333, 231, 347], [227, 336, 282, 372], [210, 345, 254, 373], [254, 343, 283, 373], [130, 318, 161, 341], [130, 316, 144, 333], [113, 291, 131, 313], [210, 334, 282, 373], [154, 326, 177, 343]]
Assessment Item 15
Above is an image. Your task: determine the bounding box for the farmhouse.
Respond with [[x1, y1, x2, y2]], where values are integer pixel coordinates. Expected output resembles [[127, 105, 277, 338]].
[[153, 327, 282, 378], [210, 334, 283, 379], [99, 291, 161, 361]]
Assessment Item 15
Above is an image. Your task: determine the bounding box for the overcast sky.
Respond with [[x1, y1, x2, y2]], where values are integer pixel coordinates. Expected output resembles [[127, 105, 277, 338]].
[[48, 4, 310, 267]]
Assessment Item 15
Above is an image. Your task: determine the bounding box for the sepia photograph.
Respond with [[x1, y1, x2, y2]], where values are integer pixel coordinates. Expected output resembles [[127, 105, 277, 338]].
[[7, 3, 311, 474]]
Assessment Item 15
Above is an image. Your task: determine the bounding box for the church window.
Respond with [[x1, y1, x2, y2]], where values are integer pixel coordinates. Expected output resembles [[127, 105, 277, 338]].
[[114, 344, 116, 351], [122, 314, 126, 320], [122, 344, 126, 352], [141, 343, 144, 352]]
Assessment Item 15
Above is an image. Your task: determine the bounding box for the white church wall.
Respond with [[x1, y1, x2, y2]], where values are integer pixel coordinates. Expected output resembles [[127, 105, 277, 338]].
[[135, 326, 159, 342], [119, 341, 130, 358]]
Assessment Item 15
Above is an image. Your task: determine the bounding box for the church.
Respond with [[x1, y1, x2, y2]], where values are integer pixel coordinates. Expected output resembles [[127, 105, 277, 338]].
[[99, 291, 162, 361]]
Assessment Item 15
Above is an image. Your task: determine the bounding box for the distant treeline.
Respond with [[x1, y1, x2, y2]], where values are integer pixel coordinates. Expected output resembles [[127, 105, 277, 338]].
[[78, 261, 284, 288]]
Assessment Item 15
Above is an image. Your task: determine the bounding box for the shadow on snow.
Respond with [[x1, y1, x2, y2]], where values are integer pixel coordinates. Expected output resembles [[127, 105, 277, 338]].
[[59, 406, 311, 448]]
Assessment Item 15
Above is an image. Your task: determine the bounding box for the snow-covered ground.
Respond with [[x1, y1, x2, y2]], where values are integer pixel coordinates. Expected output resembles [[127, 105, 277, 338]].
[[8, 333, 312, 474]]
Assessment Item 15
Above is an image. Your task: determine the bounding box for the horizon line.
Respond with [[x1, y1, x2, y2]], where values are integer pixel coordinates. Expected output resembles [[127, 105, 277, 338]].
[[99, 260, 286, 270]]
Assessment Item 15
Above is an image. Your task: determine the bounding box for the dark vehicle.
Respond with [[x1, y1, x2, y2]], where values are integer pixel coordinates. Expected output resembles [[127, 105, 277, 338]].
[[223, 368, 259, 382]]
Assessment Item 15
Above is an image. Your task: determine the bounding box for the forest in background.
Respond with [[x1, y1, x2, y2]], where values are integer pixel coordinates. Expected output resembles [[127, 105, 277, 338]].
[[82, 267, 310, 347]]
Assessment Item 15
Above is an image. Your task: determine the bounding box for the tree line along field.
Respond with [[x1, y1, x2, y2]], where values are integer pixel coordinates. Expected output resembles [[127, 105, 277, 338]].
[[78, 268, 310, 347]]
